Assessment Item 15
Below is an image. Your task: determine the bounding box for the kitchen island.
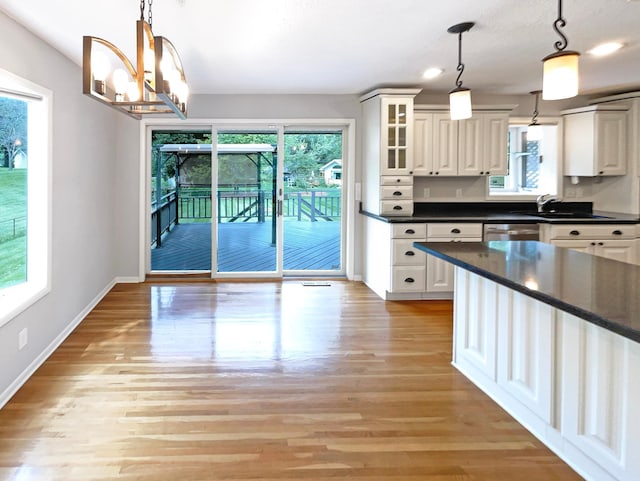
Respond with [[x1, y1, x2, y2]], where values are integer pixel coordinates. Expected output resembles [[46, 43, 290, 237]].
[[414, 241, 640, 481]]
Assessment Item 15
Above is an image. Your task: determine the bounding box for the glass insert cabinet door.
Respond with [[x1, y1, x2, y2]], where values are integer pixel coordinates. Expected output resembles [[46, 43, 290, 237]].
[[381, 98, 413, 175]]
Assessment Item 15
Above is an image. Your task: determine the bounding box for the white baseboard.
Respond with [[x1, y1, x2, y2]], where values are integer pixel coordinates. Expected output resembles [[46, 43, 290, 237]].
[[115, 276, 143, 284], [0, 278, 118, 409]]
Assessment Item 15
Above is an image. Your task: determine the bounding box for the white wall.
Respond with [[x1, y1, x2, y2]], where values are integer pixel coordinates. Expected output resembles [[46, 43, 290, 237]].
[[0, 11, 122, 403]]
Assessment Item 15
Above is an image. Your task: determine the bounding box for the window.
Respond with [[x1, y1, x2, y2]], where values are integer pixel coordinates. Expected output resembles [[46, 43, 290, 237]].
[[489, 123, 559, 198], [0, 69, 51, 326]]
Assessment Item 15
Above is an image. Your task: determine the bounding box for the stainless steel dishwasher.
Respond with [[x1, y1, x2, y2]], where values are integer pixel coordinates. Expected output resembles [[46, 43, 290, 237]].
[[483, 223, 540, 241]]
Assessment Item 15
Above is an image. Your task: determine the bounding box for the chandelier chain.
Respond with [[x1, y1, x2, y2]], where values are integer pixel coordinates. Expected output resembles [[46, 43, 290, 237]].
[[455, 32, 465, 89], [552, 0, 568, 51], [148, 0, 153, 30], [140, 0, 145, 21]]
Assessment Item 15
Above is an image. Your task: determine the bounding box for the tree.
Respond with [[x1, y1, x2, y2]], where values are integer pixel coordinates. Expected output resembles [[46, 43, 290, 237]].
[[0, 97, 28, 169]]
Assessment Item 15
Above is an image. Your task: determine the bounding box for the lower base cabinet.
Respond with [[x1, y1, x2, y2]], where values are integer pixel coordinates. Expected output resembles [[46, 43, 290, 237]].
[[453, 267, 640, 481]]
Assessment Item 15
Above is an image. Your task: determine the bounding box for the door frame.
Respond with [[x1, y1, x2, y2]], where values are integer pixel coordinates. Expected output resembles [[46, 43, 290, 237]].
[[139, 118, 356, 280]]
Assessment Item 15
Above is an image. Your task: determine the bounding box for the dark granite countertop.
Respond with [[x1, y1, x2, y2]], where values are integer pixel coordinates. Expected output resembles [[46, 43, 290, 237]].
[[414, 241, 640, 344], [360, 202, 640, 224]]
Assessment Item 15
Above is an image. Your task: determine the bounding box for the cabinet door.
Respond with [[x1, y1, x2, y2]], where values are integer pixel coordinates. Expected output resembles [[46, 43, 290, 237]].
[[483, 113, 509, 175], [497, 287, 554, 423], [413, 112, 432, 176], [381, 98, 413, 175], [454, 269, 498, 380], [596, 240, 636, 264], [559, 312, 639, 480], [431, 113, 458, 176], [425, 255, 454, 292], [457, 117, 483, 176], [551, 239, 594, 255], [596, 112, 626, 175]]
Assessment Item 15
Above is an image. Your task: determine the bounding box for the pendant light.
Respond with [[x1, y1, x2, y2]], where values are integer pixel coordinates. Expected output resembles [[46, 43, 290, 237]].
[[448, 22, 474, 120], [527, 90, 544, 141], [542, 0, 580, 100], [83, 0, 189, 119]]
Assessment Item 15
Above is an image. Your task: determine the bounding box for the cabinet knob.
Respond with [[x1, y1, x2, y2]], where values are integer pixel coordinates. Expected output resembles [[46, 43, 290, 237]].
[[451, 228, 461, 234], [569, 230, 580, 236], [480, 171, 484, 175], [405, 229, 415, 234], [591, 242, 597, 246], [599, 171, 604, 175], [393, 205, 403, 210], [485, 171, 490, 175], [404, 251, 415, 256], [598, 242, 604, 246], [396, 178, 402, 182], [404, 277, 415, 283], [435, 172, 440, 175], [409, 171, 413, 175], [429, 171, 433, 175], [612, 230, 623, 236], [393, 191, 402, 196]]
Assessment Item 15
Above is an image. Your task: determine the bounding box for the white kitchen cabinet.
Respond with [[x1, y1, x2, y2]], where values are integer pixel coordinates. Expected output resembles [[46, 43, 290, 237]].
[[361, 89, 421, 216], [562, 105, 628, 177], [541, 223, 637, 265], [413, 108, 510, 177], [496, 287, 555, 424], [425, 223, 482, 293], [559, 311, 640, 481]]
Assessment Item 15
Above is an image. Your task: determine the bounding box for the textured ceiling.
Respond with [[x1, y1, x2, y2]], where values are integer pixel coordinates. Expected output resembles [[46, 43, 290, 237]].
[[1, 0, 639, 96]]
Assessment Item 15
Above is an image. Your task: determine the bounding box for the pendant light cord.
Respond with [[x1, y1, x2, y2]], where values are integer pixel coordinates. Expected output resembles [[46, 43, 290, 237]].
[[531, 92, 540, 124], [553, 0, 568, 51], [455, 32, 465, 88]]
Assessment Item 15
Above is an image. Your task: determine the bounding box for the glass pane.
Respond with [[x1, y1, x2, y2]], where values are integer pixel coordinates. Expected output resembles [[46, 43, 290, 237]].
[[388, 104, 396, 124], [398, 126, 406, 147], [283, 132, 343, 272], [398, 104, 406, 124], [0, 95, 28, 289], [388, 149, 396, 169], [217, 132, 278, 273], [398, 149, 406, 169], [388, 126, 396, 147], [150, 130, 212, 271]]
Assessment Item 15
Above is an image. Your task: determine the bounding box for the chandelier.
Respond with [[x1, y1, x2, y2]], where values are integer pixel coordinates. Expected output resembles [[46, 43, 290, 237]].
[[82, 0, 188, 119]]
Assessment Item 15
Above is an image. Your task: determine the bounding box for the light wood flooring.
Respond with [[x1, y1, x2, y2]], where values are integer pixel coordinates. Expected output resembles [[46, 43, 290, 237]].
[[0, 281, 583, 481]]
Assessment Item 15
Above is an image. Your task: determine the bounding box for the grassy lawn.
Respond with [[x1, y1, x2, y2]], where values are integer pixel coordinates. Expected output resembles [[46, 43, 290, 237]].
[[0, 168, 27, 288]]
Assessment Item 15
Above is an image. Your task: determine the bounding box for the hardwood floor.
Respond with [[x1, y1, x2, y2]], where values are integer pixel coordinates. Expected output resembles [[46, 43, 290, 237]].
[[0, 281, 583, 481]]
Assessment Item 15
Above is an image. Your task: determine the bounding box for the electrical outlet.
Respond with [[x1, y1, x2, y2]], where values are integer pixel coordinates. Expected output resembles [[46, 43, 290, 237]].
[[18, 328, 28, 350], [456, 188, 463, 198], [565, 188, 576, 198], [423, 188, 430, 198]]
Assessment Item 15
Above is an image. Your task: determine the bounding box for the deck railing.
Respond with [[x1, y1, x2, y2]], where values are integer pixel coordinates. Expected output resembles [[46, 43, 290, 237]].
[[152, 188, 341, 246], [0, 216, 27, 243], [151, 191, 178, 247]]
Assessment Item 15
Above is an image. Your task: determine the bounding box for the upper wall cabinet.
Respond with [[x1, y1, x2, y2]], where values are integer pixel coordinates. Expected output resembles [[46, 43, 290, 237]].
[[413, 108, 511, 177], [360, 88, 421, 215], [562, 105, 628, 177]]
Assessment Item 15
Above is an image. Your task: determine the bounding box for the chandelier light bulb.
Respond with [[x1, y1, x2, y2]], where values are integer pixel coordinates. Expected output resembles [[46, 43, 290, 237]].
[[127, 81, 140, 102], [112, 69, 129, 99]]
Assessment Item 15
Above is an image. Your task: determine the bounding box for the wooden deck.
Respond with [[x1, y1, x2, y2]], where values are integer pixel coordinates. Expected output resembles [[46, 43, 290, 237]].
[[151, 220, 341, 272]]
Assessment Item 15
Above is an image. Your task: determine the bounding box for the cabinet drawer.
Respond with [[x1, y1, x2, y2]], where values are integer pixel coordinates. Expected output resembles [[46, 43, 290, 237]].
[[548, 224, 635, 240], [380, 200, 413, 216], [380, 175, 412, 186], [381, 185, 413, 200], [392, 239, 427, 265], [391, 266, 426, 292], [391, 223, 427, 239], [427, 223, 483, 238]]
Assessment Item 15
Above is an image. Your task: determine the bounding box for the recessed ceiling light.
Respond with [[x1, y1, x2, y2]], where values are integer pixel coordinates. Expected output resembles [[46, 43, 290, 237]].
[[422, 67, 444, 79], [587, 42, 624, 57]]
